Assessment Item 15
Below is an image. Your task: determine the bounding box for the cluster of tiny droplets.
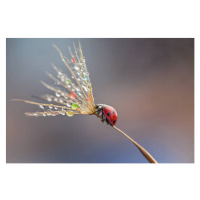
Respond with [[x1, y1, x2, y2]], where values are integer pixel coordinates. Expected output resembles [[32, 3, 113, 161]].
[[24, 43, 94, 118]]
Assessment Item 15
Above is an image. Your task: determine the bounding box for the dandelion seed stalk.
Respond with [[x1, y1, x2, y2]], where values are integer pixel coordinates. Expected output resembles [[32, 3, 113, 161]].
[[112, 126, 157, 163], [93, 112, 157, 163], [14, 41, 159, 163]]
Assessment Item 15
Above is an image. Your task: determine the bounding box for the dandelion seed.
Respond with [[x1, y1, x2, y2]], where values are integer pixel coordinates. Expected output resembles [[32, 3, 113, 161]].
[[13, 40, 157, 163]]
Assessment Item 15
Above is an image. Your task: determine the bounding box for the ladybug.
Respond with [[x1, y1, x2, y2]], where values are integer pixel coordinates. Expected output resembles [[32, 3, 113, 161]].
[[95, 104, 118, 126]]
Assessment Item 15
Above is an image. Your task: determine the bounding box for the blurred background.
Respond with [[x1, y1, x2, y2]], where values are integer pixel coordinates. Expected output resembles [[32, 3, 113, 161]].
[[6, 38, 194, 163]]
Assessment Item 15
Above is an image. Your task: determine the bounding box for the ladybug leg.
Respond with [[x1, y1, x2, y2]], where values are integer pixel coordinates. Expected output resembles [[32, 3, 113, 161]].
[[106, 118, 112, 126], [101, 111, 105, 123], [101, 110, 104, 119]]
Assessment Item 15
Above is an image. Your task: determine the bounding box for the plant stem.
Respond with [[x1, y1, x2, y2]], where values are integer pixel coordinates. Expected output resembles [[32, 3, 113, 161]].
[[112, 126, 157, 163]]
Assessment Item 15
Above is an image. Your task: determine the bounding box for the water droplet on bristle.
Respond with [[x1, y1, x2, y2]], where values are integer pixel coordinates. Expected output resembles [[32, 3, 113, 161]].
[[71, 57, 75, 63], [39, 105, 44, 109], [66, 110, 74, 117], [84, 76, 88, 82], [71, 103, 79, 109], [74, 66, 79, 71], [66, 79, 71, 84], [67, 103, 71, 107], [69, 91, 77, 99], [47, 97, 52, 102], [55, 93, 60, 97]]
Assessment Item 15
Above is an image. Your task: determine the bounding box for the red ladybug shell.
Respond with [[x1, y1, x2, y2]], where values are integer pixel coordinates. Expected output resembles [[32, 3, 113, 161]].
[[103, 105, 118, 125]]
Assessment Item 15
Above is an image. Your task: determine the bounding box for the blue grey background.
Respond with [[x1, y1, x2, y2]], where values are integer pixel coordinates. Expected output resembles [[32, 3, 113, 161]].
[[6, 38, 194, 163]]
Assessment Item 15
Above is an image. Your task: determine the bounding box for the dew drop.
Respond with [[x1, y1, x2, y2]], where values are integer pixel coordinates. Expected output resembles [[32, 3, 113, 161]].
[[47, 97, 52, 102], [51, 111, 59, 116], [39, 105, 44, 109], [66, 110, 74, 117], [82, 85, 88, 92], [55, 93, 61, 97], [66, 79, 71, 84], [84, 76, 88, 82], [66, 103, 71, 107], [47, 112, 51, 116], [71, 103, 79, 109], [71, 57, 75, 63], [74, 66, 79, 71], [69, 91, 77, 99]]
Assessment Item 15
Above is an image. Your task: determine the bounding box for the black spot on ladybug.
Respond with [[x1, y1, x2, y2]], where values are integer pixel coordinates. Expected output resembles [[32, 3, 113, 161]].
[[113, 110, 115, 114], [113, 120, 116, 123], [107, 112, 110, 116]]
